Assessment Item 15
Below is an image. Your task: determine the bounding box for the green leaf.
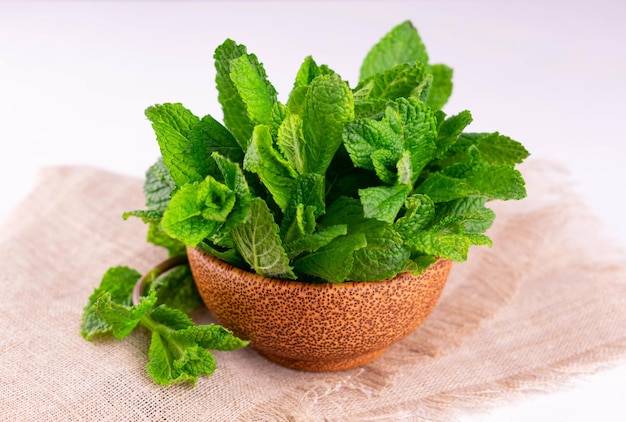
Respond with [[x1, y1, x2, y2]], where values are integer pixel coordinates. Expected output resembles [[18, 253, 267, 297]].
[[435, 110, 473, 158], [94, 290, 157, 340], [161, 176, 236, 246], [294, 55, 321, 88], [148, 265, 203, 314], [390, 98, 438, 181], [343, 119, 403, 171], [360, 20, 429, 82], [322, 197, 410, 281], [349, 220, 410, 281], [229, 54, 277, 127], [293, 233, 367, 283], [122, 209, 163, 224], [284, 224, 348, 259], [354, 62, 430, 102], [170, 324, 249, 351], [466, 164, 527, 200], [187, 113, 244, 178], [408, 231, 492, 262], [197, 241, 245, 268], [359, 184, 411, 224], [277, 114, 306, 175], [211, 152, 252, 233], [150, 304, 194, 330], [416, 172, 475, 202], [145, 103, 201, 186], [301, 74, 355, 174], [147, 223, 187, 256], [280, 173, 325, 244], [394, 194, 435, 239], [244, 125, 297, 211], [231, 197, 296, 279], [404, 254, 438, 275], [146, 331, 216, 386], [427, 64, 453, 111], [144, 158, 176, 212], [371, 149, 401, 184], [215, 40, 275, 150], [434, 197, 495, 233], [81, 266, 140, 340], [344, 98, 437, 185], [473, 133, 530, 165]]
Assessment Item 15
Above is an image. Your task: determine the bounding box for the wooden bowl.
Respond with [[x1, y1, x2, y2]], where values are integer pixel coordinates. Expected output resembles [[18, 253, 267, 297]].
[[187, 247, 452, 372]]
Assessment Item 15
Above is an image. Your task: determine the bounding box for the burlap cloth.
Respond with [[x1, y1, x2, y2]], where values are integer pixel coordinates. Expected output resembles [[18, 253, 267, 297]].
[[1, 159, 625, 421]]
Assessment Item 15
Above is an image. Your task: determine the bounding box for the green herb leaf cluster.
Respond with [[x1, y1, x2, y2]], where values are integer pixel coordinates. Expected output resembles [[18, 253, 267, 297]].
[[125, 20, 528, 282], [81, 263, 248, 386], [83, 20, 529, 385]]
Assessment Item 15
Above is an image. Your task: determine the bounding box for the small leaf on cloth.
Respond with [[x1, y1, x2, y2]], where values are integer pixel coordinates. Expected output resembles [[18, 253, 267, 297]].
[[81, 266, 140, 340]]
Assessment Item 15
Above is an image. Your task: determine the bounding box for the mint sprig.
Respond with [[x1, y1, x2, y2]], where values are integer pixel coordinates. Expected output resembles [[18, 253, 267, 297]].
[[81, 263, 248, 386]]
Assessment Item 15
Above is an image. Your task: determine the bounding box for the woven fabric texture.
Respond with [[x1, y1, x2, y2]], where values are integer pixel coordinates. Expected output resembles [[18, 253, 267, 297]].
[[1, 161, 625, 421]]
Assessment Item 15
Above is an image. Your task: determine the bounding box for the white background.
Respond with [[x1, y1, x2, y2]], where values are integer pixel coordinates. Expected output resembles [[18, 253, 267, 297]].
[[1, 1, 625, 420]]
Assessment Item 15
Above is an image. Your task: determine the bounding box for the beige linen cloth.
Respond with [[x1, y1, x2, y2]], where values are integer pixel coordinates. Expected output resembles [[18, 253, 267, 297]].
[[1, 159, 625, 421]]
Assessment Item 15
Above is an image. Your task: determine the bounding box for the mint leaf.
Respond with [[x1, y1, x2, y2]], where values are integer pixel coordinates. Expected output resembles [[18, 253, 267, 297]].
[[211, 152, 252, 233], [394, 194, 435, 239], [145, 103, 202, 186], [426, 64, 453, 110], [94, 290, 157, 340], [466, 164, 527, 200], [322, 197, 410, 281], [161, 176, 236, 246], [244, 124, 297, 211], [276, 114, 306, 175], [148, 265, 202, 314], [147, 223, 186, 256], [231, 197, 296, 279], [293, 233, 367, 283], [284, 224, 348, 259], [434, 197, 495, 233], [301, 74, 355, 174], [407, 231, 491, 262], [146, 328, 216, 386], [344, 98, 437, 185], [293, 55, 334, 88], [187, 113, 244, 178], [343, 119, 402, 171], [354, 62, 430, 102], [360, 20, 429, 82], [144, 159, 176, 212], [359, 184, 411, 224], [81, 266, 140, 340], [473, 133, 530, 165], [145, 306, 248, 386], [390, 98, 438, 181], [280, 173, 325, 245], [214, 39, 252, 149], [435, 110, 473, 158], [349, 219, 410, 281], [229, 54, 277, 128], [170, 324, 249, 351], [405, 254, 438, 275]]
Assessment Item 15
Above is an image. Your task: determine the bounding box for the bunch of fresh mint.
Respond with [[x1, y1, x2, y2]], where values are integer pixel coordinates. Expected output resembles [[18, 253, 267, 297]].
[[82, 21, 529, 385]]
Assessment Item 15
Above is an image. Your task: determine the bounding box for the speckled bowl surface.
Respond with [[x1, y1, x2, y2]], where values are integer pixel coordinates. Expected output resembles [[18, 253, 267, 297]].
[[187, 247, 452, 372]]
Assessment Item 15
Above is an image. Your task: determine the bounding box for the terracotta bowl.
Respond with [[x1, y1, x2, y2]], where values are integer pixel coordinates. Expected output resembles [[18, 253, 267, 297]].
[[187, 247, 452, 372]]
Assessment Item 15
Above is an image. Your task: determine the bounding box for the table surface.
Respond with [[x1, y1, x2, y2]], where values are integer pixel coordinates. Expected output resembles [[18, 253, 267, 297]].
[[1, 1, 625, 420]]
